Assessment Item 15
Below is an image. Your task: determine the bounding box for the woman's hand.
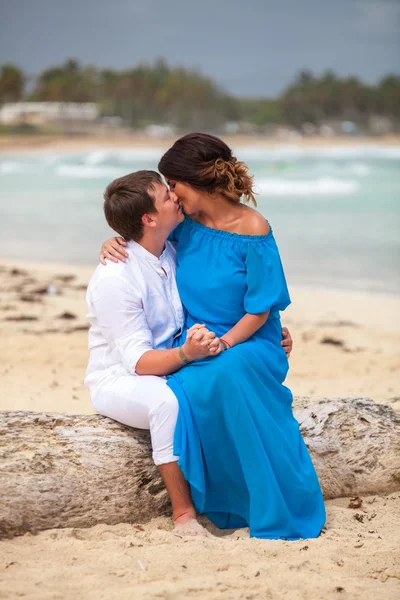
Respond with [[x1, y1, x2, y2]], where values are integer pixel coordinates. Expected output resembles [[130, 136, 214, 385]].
[[100, 237, 128, 265], [281, 327, 293, 358]]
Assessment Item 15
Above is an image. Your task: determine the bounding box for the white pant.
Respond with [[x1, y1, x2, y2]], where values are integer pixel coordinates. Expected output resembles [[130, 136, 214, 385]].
[[91, 374, 179, 466]]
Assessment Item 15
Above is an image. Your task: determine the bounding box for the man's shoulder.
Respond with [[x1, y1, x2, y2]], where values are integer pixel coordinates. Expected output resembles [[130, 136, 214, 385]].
[[88, 259, 140, 294], [90, 259, 125, 281]]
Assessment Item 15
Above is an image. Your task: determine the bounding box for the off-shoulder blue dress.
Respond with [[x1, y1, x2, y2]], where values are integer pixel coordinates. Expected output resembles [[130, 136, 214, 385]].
[[167, 217, 325, 539]]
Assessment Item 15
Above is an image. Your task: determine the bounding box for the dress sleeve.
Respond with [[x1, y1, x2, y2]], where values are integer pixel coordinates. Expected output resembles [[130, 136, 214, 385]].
[[243, 237, 291, 315]]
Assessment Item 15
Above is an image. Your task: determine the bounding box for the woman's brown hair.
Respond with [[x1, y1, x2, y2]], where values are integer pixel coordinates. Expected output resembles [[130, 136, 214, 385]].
[[158, 133, 256, 205]]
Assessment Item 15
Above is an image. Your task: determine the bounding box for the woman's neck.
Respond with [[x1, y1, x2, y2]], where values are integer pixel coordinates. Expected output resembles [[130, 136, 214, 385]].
[[193, 194, 242, 229]]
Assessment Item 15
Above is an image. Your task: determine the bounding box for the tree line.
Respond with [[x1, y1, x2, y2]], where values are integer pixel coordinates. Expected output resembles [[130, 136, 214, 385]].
[[0, 59, 399, 131]]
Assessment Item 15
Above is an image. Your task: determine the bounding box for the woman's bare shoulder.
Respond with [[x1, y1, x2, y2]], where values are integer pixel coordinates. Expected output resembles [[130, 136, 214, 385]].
[[237, 206, 270, 236]]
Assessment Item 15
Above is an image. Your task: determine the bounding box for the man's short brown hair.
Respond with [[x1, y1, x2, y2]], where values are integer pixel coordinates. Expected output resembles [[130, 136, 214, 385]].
[[103, 170, 162, 241]]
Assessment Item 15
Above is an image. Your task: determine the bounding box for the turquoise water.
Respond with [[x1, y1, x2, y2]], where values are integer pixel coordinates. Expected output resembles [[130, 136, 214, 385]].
[[1, 144, 399, 294]]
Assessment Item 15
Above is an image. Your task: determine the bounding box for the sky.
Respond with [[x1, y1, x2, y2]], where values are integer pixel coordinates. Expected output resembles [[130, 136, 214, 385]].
[[1, 0, 399, 96]]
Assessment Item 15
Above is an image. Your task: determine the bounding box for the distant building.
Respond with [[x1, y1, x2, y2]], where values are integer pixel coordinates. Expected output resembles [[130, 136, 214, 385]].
[[0, 102, 99, 126], [368, 115, 393, 135]]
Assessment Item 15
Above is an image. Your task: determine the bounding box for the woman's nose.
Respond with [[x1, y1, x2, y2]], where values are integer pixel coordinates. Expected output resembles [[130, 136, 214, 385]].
[[170, 191, 179, 203]]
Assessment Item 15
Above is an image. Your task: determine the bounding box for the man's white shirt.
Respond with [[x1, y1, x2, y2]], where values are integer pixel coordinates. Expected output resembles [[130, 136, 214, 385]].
[[85, 240, 184, 394]]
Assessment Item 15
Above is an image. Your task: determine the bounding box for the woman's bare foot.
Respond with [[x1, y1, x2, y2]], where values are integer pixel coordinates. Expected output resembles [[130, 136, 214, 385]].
[[172, 512, 208, 537]]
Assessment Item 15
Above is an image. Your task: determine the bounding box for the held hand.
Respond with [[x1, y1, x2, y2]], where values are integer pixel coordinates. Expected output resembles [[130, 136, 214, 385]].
[[207, 338, 225, 355], [186, 324, 223, 349], [186, 323, 206, 340], [190, 327, 224, 356], [100, 237, 128, 265], [202, 332, 225, 356], [281, 327, 293, 358], [183, 329, 222, 360]]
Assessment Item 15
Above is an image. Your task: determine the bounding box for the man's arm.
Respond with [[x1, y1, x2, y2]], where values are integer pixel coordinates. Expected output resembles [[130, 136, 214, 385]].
[[91, 277, 219, 377], [135, 348, 184, 376], [136, 328, 219, 376]]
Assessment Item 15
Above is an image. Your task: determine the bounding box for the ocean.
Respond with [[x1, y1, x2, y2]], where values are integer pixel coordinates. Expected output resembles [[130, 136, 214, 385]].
[[1, 144, 399, 294]]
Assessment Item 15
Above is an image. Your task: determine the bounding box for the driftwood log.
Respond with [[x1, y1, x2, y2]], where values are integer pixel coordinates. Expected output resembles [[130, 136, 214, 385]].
[[0, 397, 399, 538]]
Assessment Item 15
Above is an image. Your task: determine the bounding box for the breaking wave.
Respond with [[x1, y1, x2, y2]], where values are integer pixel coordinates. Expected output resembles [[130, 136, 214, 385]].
[[255, 177, 360, 196]]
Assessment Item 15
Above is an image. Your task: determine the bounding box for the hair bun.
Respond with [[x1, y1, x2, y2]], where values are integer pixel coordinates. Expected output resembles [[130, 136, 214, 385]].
[[214, 157, 256, 205]]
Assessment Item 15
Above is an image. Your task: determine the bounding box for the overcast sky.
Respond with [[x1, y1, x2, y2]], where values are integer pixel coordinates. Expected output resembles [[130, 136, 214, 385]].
[[1, 0, 399, 96]]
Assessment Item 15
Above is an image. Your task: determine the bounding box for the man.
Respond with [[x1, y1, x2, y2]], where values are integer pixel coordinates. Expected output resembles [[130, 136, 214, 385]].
[[85, 170, 293, 536]]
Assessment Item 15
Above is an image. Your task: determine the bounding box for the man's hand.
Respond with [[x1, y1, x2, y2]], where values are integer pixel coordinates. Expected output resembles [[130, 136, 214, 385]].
[[185, 323, 207, 340], [281, 327, 293, 358], [183, 325, 222, 361]]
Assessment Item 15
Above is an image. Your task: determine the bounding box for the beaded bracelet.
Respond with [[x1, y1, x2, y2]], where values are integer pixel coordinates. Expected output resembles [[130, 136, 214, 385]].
[[178, 345, 191, 365]]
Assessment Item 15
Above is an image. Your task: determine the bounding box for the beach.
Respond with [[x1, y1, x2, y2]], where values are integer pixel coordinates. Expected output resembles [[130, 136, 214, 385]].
[[1, 258, 399, 414], [1, 136, 399, 599], [1, 258, 399, 599], [1, 133, 400, 154], [2, 494, 399, 600]]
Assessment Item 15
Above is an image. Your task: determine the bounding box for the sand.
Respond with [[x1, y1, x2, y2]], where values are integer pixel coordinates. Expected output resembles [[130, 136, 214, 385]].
[[1, 494, 400, 600], [1, 133, 400, 155], [1, 258, 399, 599], [1, 259, 399, 414]]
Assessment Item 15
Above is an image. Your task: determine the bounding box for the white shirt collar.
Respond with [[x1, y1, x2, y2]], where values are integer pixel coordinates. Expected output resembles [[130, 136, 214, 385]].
[[127, 240, 169, 264]]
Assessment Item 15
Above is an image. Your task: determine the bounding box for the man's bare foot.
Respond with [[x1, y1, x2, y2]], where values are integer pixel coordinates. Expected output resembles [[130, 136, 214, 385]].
[[172, 513, 208, 537]]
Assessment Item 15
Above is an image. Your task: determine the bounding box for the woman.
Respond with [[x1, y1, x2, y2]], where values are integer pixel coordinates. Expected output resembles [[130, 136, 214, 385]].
[[102, 133, 326, 539]]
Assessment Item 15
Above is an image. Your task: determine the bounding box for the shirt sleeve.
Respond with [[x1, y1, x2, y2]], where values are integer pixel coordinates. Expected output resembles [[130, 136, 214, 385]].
[[90, 276, 153, 374], [243, 237, 291, 315]]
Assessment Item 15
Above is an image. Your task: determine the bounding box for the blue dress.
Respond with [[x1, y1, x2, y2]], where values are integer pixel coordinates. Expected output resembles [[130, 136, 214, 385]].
[[167, 217, 326, 539]]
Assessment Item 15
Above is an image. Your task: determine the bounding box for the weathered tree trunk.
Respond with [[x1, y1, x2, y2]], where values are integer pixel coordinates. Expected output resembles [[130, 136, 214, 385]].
[[0, 397, 399, 539]]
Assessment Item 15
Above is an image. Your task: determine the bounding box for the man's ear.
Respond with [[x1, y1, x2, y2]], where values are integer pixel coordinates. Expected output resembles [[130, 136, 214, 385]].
[[142, 213, 156, 228]]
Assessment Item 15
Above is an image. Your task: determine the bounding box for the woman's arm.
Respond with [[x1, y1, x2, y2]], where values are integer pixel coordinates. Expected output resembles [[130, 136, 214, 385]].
[[220, 311, 270, 348], [187, 322, 293, 356], [214, 213, 270, 347]]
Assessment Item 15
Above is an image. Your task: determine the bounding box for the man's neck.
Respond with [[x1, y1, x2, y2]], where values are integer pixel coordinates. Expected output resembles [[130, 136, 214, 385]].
[[137, 234, 167, 259]]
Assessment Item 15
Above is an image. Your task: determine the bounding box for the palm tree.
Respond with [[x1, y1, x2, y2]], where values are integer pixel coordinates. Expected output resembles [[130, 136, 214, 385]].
[[0, 64, 25, 104]]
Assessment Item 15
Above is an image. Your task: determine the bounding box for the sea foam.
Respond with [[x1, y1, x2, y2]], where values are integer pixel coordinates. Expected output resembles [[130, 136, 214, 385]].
[[55, 165, 123, 178], [255, 177, 359, 196]]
